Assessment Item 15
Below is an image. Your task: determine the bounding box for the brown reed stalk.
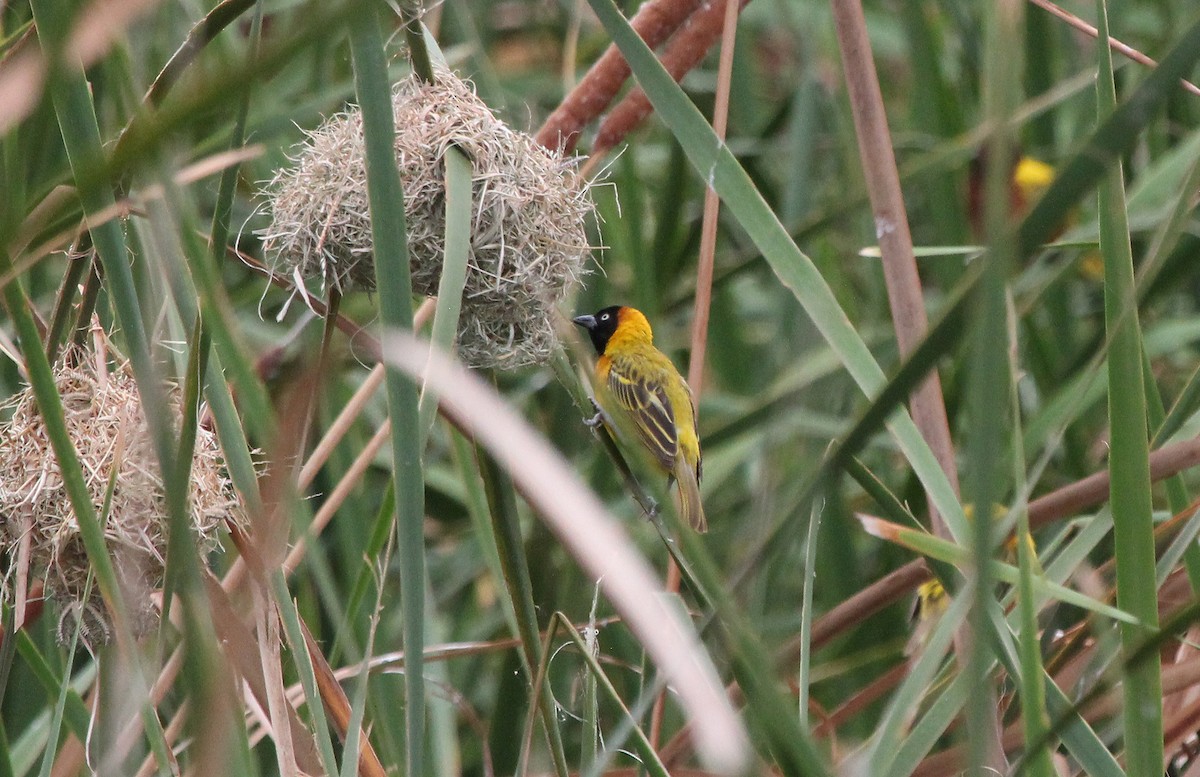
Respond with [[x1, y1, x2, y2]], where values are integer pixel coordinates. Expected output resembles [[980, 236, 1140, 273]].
[[535, 0, 702, 153], [589, 0, 752, 162]]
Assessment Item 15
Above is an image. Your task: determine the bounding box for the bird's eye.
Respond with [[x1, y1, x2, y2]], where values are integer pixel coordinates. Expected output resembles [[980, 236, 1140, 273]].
[[600, 313, 609, 320]]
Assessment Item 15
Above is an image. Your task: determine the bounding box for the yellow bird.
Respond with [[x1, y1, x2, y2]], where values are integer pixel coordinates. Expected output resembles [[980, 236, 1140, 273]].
[[573, 306, 706, 532]]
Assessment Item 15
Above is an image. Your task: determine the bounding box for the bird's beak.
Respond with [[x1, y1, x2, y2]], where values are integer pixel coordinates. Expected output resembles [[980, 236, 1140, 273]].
[[572, 314, 596, 330]]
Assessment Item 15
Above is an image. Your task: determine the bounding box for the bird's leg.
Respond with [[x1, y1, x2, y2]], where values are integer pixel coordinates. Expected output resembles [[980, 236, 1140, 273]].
[[584, 397, 608, 429]]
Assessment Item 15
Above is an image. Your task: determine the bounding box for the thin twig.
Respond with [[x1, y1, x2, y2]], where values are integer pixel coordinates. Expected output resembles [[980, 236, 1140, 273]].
[[686, 0, 739, 397], [1027, 0, 1200, 98]]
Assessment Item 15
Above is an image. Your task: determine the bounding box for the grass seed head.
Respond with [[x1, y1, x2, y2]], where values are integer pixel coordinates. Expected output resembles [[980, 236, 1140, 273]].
[[262, 67, 594, 368]]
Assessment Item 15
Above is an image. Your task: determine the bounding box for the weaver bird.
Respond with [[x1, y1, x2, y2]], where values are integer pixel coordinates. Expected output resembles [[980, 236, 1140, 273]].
[[907, 578, 950, 656], [968, 152, 1056, 238], [573, 306, 706, 532]]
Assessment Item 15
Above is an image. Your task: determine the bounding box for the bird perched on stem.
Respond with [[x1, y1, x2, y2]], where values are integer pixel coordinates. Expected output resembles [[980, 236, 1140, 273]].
[[573, 306, 706, 532]]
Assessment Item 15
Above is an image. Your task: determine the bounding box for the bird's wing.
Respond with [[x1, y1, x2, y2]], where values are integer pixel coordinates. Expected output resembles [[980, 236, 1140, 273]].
[[606, 359, 678, 471], [679, 378, 702, 483]]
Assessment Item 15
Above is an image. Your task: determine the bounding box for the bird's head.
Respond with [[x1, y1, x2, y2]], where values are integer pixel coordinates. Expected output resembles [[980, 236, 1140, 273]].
[[573, 305, 653, 355]]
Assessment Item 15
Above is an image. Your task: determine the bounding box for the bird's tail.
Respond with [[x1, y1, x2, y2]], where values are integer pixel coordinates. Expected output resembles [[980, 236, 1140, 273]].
[[672, 460, 707, 533]]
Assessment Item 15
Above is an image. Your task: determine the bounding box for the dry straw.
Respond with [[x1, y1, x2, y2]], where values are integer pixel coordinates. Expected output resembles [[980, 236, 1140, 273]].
[[0, 352, 235, 640], [262, 67, 594, 369]]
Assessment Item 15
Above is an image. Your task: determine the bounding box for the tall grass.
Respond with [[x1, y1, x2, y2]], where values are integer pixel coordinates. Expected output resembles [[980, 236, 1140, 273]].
[[4, 0, 1200, 775]]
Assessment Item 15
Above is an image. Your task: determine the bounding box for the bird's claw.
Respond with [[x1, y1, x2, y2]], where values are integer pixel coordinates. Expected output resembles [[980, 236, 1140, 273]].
[[646, 498, 659, 518], [584, 398, 606, 428]]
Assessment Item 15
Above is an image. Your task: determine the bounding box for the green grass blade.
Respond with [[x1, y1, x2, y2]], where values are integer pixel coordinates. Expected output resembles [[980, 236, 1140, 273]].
[[1095, 1, 1164, 771], [35, 586, 87, 777], [346, 9, 427, 776], [1010, 341, 1055, 777], [1014, 518, 1055, 777], [13, 633, 91, 743], [964, 2, 1023, 769], [336, 483, 397, 661], [419, 146, 472, 444], [797, 498, 821, 727], [476, 446, 570, 777], [579, 597, 600, 773], [450, 431, 519, 637], [271, 571, 338, 776], [858, 516, 1142, 625], [1039, 675, 1124, 777], [864, 587, 966, 775], [30, 0, 179, 503], [884, 672, 969, 777], [0, 720, 13, 777], [550, 615, 670, 777]]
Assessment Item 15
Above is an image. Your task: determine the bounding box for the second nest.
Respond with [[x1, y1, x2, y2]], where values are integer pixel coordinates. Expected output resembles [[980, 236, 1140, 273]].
[[263, 69, 595, 369], [0, 354, 235, 641]]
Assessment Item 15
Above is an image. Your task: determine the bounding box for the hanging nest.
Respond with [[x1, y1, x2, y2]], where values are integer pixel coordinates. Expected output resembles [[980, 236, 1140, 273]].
[[261, 67, 594, 369], [0, 352, 237, 642]]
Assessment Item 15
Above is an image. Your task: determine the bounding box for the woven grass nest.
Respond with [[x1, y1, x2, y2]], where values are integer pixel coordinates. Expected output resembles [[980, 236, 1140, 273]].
[[0, 352, 236, 642], [261, 67, 594, 369]]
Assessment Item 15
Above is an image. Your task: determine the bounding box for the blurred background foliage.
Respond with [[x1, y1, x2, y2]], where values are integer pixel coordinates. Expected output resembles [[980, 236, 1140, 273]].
[[4, 0, 1200, 774]]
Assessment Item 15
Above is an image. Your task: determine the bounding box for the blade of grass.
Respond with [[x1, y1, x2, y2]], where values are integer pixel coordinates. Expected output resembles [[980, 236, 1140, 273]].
[[301, 613, 384, 777], [547, 614, 670, 777], [271, 572, 339, 776], [797, 496, 822, 727], [1037, 674, 1125, 777], [1008, 303, 1056, 777], [13, 633, 91, 743], [863, 583, 967, 775], [333, 480, 396, 662], [1140, 347, 1200, 591], [30, 0, 180, 519], [856, 515, 1143, 625], [347, 9, 427, 777], [0, 608, 14, 711], [476, 445, 570, 777], [1095, 1, 1164, 771], [35, 581, 87, 777], [140, 195, 243, 769], [960, 2, 1023, 771], [450, 430, 519, 638], [418, 146, 472, 444], [885, 671, 970, 777], [580, 591, 600, 773], [0, 721, 12, 777]]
